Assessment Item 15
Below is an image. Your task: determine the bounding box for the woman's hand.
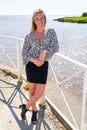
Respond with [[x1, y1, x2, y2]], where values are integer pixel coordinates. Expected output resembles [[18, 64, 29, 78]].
[[29, 57, 44, 67], [28, 50, 48, 67], [39, 50, 48, 63]]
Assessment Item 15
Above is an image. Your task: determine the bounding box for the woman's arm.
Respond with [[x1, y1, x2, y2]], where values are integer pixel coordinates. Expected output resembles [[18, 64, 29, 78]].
[[46, 29, 59, 60], [28, 50, 48, 67], [39, 50, 48, 62], [22, 35, 32, 65]]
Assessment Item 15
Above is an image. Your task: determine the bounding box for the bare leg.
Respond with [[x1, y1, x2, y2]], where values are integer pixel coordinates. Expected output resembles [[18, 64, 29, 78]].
[[29, 83, 37, 111], [20, 83, 46, 121], [26, 83, 46, 110]]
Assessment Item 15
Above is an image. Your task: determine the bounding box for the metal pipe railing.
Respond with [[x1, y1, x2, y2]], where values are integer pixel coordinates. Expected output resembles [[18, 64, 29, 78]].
[[0, 35, 24, 81], [0, 43, 17, 70], [49, 61, 79, 130], [0, 34, 24, 41], [54, 53, 87, 130], [16, 39, 22, 81], [0, 35, 87, 130], [80, 70, 87, 130], [55, 53, 87, 69]]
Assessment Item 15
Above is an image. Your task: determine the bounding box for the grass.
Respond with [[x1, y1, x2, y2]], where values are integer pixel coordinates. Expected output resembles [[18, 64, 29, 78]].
[[55, 16, 87, 23]]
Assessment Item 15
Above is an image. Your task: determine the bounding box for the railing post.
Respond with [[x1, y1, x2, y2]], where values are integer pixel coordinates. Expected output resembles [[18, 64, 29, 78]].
[[80, 70, 87, 130], [16, 39, 21, 81]]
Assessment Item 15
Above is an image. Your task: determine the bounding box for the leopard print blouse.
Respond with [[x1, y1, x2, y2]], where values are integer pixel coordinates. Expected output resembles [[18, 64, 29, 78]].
[[22, 28, 59, 65]]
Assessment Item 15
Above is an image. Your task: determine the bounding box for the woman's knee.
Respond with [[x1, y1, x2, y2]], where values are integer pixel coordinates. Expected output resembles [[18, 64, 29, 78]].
[[35, 92, 43, 100]]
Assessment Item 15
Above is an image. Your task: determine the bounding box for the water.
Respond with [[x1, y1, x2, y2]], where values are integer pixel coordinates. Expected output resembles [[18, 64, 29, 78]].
[[0, 15, 87, 63], [0, 15, 32, 38], [0, 15, 87, 72]]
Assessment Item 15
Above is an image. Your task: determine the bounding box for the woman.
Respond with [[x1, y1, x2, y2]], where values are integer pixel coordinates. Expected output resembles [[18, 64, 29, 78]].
[[20, 9, 59, 124]]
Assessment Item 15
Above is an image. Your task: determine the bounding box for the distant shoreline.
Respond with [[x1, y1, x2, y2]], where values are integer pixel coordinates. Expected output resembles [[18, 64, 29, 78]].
[[54, 12, 87, 23], [54, 16, 87, 23]]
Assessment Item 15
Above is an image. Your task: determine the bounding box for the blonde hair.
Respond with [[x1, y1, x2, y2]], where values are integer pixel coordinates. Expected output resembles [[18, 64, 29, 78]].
[[31, 9, 46, 32]]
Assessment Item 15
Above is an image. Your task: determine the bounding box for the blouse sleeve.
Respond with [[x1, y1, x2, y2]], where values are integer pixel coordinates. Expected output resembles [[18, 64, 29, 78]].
[[22, 35, 32, 65], [46, 29, 59, 60]]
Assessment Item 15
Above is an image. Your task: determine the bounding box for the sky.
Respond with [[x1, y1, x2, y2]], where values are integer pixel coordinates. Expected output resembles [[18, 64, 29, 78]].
[[0, 0, 87, 16]]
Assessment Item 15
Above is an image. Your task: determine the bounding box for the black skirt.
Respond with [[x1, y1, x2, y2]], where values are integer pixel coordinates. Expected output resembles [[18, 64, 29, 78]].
[[26, 61, 48, 84]]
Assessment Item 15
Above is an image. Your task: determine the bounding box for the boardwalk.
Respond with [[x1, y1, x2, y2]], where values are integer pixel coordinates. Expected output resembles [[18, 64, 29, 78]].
[[0, 70, 67, 130]]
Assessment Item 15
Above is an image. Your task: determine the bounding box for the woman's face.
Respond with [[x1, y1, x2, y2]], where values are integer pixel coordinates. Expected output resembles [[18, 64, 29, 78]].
[[34, 12, 45, 30]]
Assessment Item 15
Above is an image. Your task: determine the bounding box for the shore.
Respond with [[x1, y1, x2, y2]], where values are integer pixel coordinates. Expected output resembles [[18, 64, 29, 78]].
[[54, 12, 87, 23]]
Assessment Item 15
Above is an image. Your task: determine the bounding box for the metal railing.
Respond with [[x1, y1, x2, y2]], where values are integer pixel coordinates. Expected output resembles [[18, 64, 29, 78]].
[[49, 53, 87, 130], [0, 35, 87, 130], [0, 35, 24, 80]]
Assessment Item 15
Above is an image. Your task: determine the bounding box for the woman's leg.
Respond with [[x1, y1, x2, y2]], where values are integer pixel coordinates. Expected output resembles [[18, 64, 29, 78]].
[[27, 83, 46, 124], [20, 83, 46, 121], [29, 83, 37, 111], [20, 83, 36, 120], [26, 83, 46, 109]]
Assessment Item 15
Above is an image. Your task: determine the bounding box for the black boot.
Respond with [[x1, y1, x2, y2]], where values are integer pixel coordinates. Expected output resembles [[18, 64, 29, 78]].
[[19, 104, 28, 120], [31, 110, 37, 124]]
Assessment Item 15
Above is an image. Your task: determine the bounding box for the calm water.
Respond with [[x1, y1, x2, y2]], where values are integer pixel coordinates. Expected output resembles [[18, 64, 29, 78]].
[[0, 15, 87, 65]]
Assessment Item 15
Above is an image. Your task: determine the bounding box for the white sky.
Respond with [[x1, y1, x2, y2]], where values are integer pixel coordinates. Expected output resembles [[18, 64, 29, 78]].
[[0, 0, 87, 16]]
